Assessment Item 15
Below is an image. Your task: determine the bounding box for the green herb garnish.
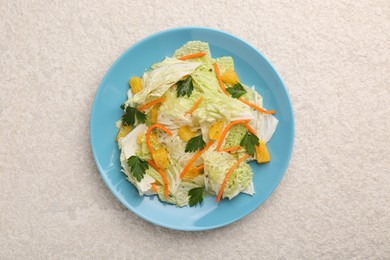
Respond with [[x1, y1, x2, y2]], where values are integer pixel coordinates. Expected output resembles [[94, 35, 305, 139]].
[[226, 82, 247, 99], [127, 156, 149, 182], [240, 132, 259, 157], [188, 187, 204, 207], [185, 135, 206, 153], [176, 76, 194, 97], [121, 106, 147, 126]]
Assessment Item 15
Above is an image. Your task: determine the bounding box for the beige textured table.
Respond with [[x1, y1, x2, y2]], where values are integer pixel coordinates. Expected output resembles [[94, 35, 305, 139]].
[[1, 1, 389, 259]]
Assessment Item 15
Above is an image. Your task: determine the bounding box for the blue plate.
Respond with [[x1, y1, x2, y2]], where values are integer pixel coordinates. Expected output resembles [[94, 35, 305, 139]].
[[90, 27, 294, 231]]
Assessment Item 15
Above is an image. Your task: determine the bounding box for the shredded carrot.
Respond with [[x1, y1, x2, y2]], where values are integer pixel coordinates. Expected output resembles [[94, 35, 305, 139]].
[[194, 164, 204, 172], [214, 62, 229, 95], [146, 124, 173, 156], [151, 183, 157, 193], [178, 52, 206, 61], [216, 154, 250, 202], [221, 145, 242, 153], [138, 97, 165, 111], [148, 160, 169, 198], [244, 123, 257, 136], [185, 97, 203, 116], [239, 97, 276, 114], [180, 141, 214, 179], [216, 119, 251, 151]]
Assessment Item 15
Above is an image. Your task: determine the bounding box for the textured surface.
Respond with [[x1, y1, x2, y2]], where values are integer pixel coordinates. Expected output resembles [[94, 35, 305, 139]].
[[1, 0, 389, 259]]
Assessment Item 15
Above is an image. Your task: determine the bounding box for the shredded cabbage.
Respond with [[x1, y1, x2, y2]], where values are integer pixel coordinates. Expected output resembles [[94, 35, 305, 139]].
[[203, 151, 253, 199], [115, 41, 278, 207], [132, 58, 201, 104]]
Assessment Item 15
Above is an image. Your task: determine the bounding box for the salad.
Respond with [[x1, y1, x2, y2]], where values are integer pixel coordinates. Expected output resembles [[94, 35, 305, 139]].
[[115, 41, 278, 207]]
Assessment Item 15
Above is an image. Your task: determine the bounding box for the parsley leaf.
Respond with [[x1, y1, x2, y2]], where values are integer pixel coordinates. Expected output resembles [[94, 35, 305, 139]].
[[127, 156, 149, 182], [176, 76, 194, 97], [134, 108, 147, 123], [120, 104, 125, 110], [240, 132, 259, 157], [185, 135, 206, 153], [226, 82, 247, 99], [122, 106, 147, 126], [188, 187, 204, 207]]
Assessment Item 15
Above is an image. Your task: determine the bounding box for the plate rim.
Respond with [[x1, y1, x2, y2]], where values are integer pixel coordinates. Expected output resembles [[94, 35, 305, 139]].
[[90, 26, 295, 231]]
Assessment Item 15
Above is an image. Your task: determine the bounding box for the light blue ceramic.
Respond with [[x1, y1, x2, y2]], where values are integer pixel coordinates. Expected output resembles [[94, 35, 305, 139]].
[[90, 27, 294, 231]]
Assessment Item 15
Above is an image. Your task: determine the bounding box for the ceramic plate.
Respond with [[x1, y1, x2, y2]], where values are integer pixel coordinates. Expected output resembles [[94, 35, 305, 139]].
[[90, 27, 294, 231]]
